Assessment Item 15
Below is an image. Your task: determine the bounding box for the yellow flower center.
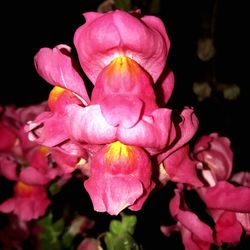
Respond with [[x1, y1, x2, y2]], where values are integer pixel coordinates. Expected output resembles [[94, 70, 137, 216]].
[[105, 141, 135, 169], [15, 181, 33, 196]]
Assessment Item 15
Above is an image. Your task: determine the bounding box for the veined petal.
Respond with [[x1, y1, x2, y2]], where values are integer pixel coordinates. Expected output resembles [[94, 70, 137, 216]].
[[85, 175, 143, 215], [65, 104, 116, 144], [199, 181, 250, 212], [193, 133, 233, 182], [91, 56, 157, 114], [157, 107, 199, 162], [117, 108, 173, 153], [84, 142, 153, 215], [74, 10, 170, 83], [25, 111, 69, 147], [100, 95, 143, 128], [162, 145, 203, 187], [34, 44, 90, 105]]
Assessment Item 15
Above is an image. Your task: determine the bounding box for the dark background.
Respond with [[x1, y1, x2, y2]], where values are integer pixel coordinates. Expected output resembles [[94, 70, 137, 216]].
[[1, 1, 249, 249]]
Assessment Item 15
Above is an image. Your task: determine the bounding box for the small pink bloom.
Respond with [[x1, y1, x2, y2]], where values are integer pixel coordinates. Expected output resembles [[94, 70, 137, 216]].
[[193, 133, 233, 186], [0, 181, 51, 221], [161, 185, 214, 250], [19, 146, 59, 185], [74, 10, 170, 83], [84, 141, 155, 215]]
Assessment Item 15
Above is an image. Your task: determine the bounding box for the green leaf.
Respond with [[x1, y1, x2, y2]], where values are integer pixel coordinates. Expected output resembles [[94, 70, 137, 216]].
[[110, 220, 124, 235], [104, 213, 140, 250], [62, 232, 75, 248], [104, 232, 139, 250], [121, 214, 137, 235]]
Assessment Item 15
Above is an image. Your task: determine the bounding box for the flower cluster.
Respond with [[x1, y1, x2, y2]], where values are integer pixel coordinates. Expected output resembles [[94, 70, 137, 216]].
[[25, 10, 198, 216], [0, 9, 249, 250]]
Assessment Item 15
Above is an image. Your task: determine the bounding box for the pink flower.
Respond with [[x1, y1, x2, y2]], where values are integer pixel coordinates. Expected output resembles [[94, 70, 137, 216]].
[[0, 122, 16, 152], [0, 181, 51, 221], [156, 108, 201, 187], [161, 184, 214, 250], [34, 44, 90, 105], [84, 141, 155, 215], [209, 210, 243, 245], [27, 10, 199, 216], [197, 181, 250, 245], [158, 145, 203, 187], [74, 10, 170, 83], [19, 146, 59, 185], [91, 56, 158, 126], [193, 133, 233, 186]]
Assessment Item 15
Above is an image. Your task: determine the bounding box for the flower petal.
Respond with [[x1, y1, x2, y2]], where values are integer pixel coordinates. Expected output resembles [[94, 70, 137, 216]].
[[34, 45, 90, 105], [65, 104, 116, 144], [74, 10, 170, 83]]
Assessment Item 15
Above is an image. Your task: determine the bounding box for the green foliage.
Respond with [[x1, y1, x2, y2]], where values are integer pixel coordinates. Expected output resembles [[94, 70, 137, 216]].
[[104, 213, 140, 250], [38, 212, 75, 250]]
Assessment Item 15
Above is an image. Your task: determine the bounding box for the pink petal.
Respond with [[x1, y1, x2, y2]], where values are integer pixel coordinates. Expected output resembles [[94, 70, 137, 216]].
[[158, 107, 199, 162], [84, 175, 143, 215], [194, 133, 233, 181], [155, 67, 175, 106], [0, 123, 16, 151], [65, 104, 116, 144], [162, 145, 203, 187], [19, 167, 50, 185], [177, 211, 214, 242], [34, 45, 90, 105], [100, 95, 143, 128], [215, 211, 243, 244], [117, 108, 173, 153], [231, 172, 250, 187], [0, 199, 15, 213], [91, 56, 157, 114], [181, 227, 212, 250], [74, 10, 170, 83], [25, 111, 69, 147], [200, 181, 250, 212], [236, 213, 250, 234], [0, 156, 18, 180]]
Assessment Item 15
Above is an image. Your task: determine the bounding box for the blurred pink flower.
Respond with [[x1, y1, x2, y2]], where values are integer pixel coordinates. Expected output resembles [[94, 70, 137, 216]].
[[0, 181, 50, 221], [193, 133, 233, 186], [161, 184, 214, 250]]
